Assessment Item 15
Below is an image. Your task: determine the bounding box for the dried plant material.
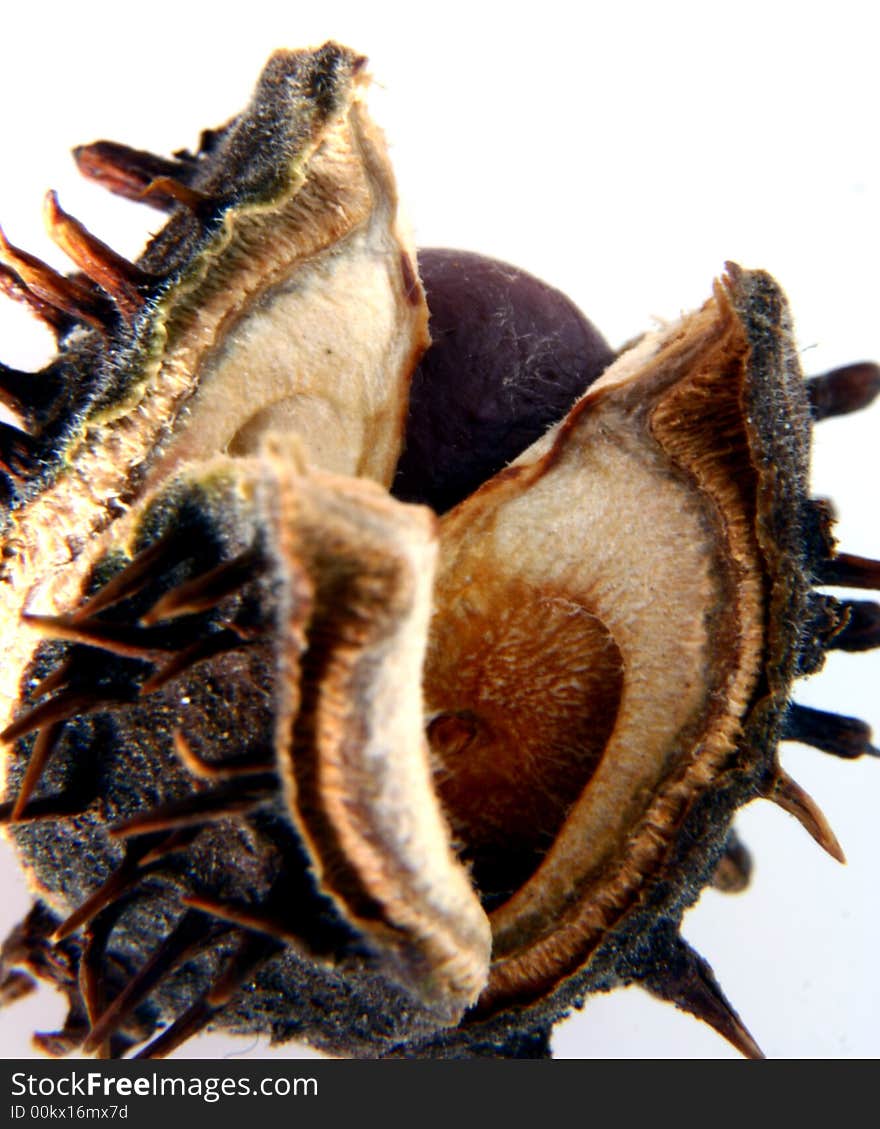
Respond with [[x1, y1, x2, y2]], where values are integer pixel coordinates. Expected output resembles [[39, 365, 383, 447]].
[[261, 449, 491, 1019], [0, 43, 876, 1061]]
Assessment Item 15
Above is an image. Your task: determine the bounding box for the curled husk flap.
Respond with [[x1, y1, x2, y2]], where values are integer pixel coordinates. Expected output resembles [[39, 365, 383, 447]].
[[260, 444, 492, 1018], [424, 265, 815, 1032], [0, 42, 429, 748]]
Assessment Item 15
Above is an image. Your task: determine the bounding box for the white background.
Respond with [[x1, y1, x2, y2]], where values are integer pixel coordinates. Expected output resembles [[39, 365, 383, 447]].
[[0, 0, 877, 1060]]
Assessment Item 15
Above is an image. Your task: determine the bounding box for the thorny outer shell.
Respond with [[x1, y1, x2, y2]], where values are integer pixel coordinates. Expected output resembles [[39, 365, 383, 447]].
[[0, 39, 876, 1056]]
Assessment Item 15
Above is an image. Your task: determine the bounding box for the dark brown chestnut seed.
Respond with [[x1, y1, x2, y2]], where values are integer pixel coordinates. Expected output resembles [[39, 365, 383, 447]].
[[391, 249, 615, 513]]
